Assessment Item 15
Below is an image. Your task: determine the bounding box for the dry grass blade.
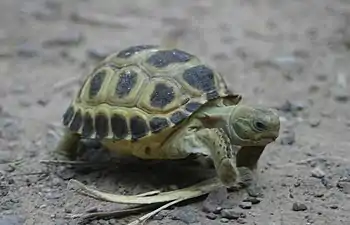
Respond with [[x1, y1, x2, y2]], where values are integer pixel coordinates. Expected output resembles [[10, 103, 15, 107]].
[[127, 198, 184, 225], [67, 204, 161, 223], [68, 177, 222, 204]]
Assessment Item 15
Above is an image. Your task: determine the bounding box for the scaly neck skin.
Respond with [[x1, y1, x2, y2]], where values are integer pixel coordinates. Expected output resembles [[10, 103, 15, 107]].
[[194, 105, 239, 144]]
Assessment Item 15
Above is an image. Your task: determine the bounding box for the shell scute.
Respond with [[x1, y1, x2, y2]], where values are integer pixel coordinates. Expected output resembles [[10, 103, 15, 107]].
[[111, 113, 128, 140], [82, 112, 94, 138], [146, 49, 193, 68], [130, 115, 150, 141]]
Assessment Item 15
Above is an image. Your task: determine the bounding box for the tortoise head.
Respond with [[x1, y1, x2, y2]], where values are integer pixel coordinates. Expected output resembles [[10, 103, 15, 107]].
[[228, 105, 280, 146]]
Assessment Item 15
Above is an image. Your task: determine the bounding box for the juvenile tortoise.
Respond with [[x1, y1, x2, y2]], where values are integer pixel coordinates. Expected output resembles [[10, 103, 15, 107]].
[[55, 45, 280, 189]]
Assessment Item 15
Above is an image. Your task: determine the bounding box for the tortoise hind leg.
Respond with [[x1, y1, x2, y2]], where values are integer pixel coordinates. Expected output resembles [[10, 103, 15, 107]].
[[54, 128, 81, 160]]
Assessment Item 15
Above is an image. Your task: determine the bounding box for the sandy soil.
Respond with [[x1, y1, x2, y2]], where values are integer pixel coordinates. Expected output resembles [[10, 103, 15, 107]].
[[1, 0, 350, 224]]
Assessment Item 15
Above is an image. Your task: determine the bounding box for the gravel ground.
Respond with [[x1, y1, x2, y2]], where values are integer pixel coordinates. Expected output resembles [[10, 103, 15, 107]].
[[0, 0, 350, 224]]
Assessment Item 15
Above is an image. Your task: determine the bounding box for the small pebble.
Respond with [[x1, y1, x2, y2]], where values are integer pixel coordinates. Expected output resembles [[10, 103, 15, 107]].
[[279, 129, 296, 145], [313, 193, 324, 198], [292, 202, 307, 211], [330, 205, 338, 209], [311, 167, 325, 179], [221, 209, 240, 219], [202, 187, 228, 213], [37, 99, 49, 106], [337, 179, 350, 194], [239, 201, 252, 209], [220, 218, 229, 223], [243, 196, 261, 205], [237, 218, 246, 224], [206, 213, 217, 220], [309, 118, 321, 127], [170, 209, 198, 224], [64, 208, 72, 213]]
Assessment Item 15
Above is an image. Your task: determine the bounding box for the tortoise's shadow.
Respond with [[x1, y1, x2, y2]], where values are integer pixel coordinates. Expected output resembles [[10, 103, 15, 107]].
[[58, 144, 216, 194]]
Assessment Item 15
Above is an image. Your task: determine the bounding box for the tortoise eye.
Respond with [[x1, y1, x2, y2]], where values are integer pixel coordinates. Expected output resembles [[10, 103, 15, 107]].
[[254, 121, 267, 131]]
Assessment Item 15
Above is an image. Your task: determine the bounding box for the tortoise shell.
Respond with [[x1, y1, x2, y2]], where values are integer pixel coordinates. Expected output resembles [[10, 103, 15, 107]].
[[62, 45, 241, 141]]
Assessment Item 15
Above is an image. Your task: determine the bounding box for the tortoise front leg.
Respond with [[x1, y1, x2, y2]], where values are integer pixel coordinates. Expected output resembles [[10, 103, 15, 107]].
[[196, 128, 242, 188], [54, 128, 81, 160], [165, 127, 242, 188], [236, 146, 266, 197]]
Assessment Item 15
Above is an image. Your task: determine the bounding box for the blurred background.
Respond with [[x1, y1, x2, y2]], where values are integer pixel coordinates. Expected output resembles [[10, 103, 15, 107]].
[[0, 0, 349, 224]]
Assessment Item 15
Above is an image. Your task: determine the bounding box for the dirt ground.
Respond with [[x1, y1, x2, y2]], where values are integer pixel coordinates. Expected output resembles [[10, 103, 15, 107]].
[[1, 0, 350, 224]]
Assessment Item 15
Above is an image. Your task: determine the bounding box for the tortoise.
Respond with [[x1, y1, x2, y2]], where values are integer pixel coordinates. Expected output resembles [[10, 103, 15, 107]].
[[55, 44, 280, 189]]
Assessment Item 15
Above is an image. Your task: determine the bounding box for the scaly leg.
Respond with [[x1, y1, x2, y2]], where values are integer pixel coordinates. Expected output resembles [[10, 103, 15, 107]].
[[54, 128, 81, 160], [163, 127, 242, 188], [236, 146, 266, 197]]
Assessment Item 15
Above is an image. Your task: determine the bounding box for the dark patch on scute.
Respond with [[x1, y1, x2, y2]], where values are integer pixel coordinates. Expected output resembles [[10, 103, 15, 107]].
[[115, 70, 138, 98], [185, 102, 202, 112], [170, 111, 188, 125], [150, 83, 175, 108], [146, 49, 192, 68], [206, 90, 220, 100], [149, 117, 170, 133], [117, 45, 157, 58], [183, 65, 216, 92], [82, 113, 94, 138], [63, 106, 74, 126], [95, 114, 109, 139], [130, 116, 149, 140], [145, 147, 151, 155], [89, 71, 106, 98], [111, 114, 128, 139], [69, 109, 82, 132]]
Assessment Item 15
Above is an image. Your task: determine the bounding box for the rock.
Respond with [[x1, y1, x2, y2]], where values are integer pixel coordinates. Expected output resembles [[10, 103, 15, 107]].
[[239, 201, 252, 209], [333, 88, 349, 102], [332, 73, 349, 103], [55, 167, 75, 180], [277, 100, 305, 115], [170, 208, 198, 224], [0, 184, 9, 197], [36, 98, 49, 107], [220, 218, 229, 223], [202, 187, 228, 213], [309, 118, 321, 127], [311, 167, 325, 179], [42, 31, 84, 47], [206, 213, 217, 220], [243, 196, 261, 205], [330, 205, 338, 209], [337, 178, 350, 194], [279, 129, 296, 145], [45, 192, 61, 200], [220, 209, 241, 220], [313, 193, 324, 198], [292, 202, 307, 211], [237, 218, 246, 224]]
